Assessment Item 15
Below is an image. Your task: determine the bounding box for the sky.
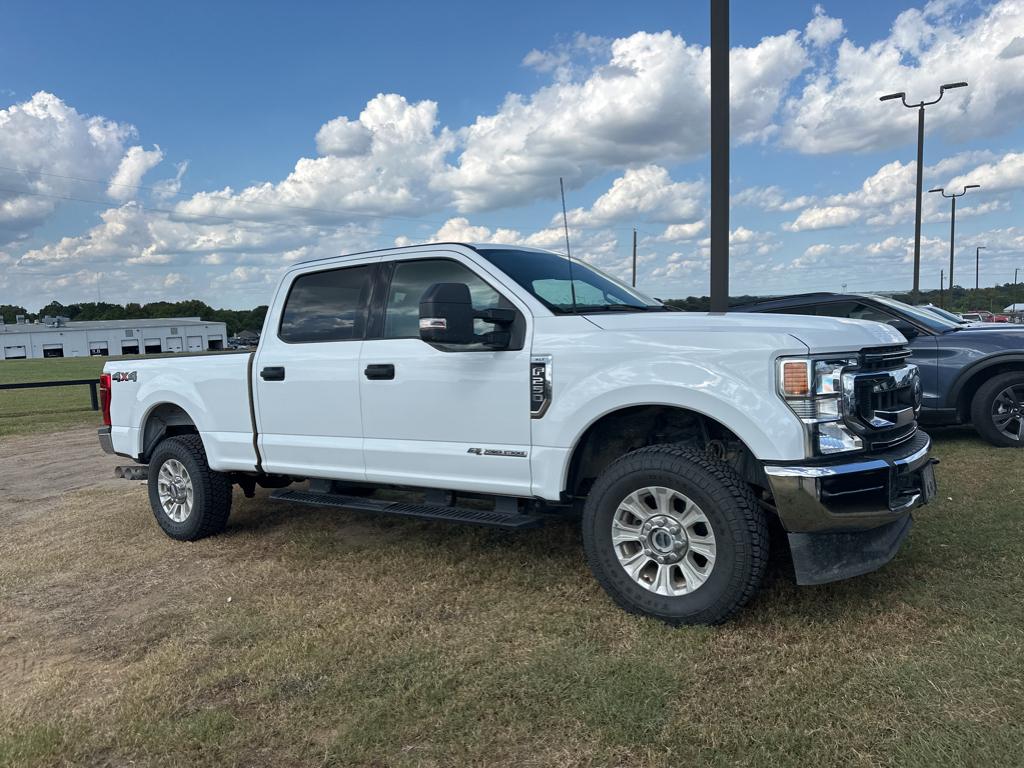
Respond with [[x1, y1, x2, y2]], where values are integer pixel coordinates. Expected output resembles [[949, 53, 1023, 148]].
[[1, 0, 1023, 311]]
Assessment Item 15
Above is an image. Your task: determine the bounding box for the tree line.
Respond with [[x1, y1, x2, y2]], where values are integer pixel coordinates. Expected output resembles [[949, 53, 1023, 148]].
[[0, 301, 268, 336]]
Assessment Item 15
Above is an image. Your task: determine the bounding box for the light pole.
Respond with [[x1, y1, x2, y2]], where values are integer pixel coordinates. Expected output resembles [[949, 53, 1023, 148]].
[[880, 82, 968, 299], [1017, 268, 1022, 318], [975, 246, 986, 290], [940, 269, 945, 308], [929, 184, 980, 293]]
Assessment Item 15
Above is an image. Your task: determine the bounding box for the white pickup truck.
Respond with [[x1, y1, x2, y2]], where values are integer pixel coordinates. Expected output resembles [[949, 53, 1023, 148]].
[[99, 243, 936, 625]]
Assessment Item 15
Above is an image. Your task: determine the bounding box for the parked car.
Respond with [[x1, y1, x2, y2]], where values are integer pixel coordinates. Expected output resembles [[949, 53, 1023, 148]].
[[96, 244, 935, 626], [918, 304, 975, 326], [736, 293, 1024, 447]]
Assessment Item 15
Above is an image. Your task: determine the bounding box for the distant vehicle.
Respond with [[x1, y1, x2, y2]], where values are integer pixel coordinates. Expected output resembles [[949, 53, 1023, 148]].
[[736, 292, 1024, 447], [96, 244, 936, 626], [963, 311, 994, 323]]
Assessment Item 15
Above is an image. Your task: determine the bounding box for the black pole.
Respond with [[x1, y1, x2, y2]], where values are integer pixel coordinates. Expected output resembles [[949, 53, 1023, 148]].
[[940, 269, 945, 308], [709, 0, 729, 312], [632, 227, 637, 287], [949, 196, 956, 290], [976, 246, 980, 291], [913, 105, 925, 299], [89, 381, 99, 411]]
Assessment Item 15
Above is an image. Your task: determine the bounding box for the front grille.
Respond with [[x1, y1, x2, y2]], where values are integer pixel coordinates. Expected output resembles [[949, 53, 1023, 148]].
[[860, 345, 912, 371], [843, 347, 920, 452]]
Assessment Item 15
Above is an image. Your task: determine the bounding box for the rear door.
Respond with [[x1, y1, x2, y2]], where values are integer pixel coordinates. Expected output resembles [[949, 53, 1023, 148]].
[[358, 253, 534, 496], [253, 257, 380, 479]]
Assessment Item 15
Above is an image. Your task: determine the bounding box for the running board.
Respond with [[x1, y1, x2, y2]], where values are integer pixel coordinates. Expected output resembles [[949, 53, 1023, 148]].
[[270, 489, 544, 530]]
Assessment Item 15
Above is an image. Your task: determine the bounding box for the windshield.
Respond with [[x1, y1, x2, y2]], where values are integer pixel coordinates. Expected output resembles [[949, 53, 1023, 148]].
[[921, 305, 967, 324], [476, 248, 665, 313], [871, 295, 960, 332]]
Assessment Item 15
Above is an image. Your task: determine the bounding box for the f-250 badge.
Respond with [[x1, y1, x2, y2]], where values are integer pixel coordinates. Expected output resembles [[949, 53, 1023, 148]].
[[111, 371, 137, 382]]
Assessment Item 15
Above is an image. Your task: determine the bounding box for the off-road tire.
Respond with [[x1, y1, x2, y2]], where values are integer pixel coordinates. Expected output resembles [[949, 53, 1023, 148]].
[[971, 371, 1024, 447], [147, 435, 233, 540], [582, 444, 768, 626]]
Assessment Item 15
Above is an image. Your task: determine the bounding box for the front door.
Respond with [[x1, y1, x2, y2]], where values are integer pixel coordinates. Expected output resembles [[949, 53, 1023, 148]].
[[359, 254, 533, 496], [254, 258, 378, 479]]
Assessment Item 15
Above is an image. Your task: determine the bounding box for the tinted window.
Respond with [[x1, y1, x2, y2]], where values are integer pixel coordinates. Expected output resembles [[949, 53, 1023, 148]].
[[476, 248, 662, 313], [384, 258, 508, 339], [815, 301, 895, 324], [279, 265, 374, 343]]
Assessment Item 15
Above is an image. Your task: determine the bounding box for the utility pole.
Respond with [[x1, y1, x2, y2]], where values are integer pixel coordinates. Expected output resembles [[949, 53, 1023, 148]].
[[975, 246, 986, 291], [929, 184, 980, 293], [940, 269, 945, 308], [631, 227, 638, 287], [709, 0, 729, 312], [880, 82, 968, 300]]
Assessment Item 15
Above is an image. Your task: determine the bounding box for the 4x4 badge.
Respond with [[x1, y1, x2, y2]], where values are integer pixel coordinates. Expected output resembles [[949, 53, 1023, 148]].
[[111, 371, 137, 382]]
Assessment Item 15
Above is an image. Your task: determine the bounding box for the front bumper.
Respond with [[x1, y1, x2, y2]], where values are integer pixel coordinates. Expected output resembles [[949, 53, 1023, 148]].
[[764, 431, 935, 585]]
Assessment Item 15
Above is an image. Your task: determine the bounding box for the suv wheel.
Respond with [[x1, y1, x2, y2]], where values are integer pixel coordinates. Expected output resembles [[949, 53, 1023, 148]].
[[148, 435, 233, 540], [582, 444, 768, 626], [971, 372, 1024, 447]]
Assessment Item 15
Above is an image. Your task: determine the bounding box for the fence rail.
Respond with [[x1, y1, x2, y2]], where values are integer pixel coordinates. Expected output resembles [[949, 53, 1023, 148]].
[[0, 379, 100, 410]]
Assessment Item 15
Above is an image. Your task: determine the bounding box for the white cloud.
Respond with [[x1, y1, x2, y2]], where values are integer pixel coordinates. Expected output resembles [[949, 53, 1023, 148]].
[[781, 0, 1024, 154], [107, 145, 163, 200], [0, 91, 134, 244], [152, 161, 189, 201], [565, 165, 704, 227], [804, 5, 845, 48], [177, 93, 455, 222], [784, 204, 862, 232], [440, 29, 808, 211]]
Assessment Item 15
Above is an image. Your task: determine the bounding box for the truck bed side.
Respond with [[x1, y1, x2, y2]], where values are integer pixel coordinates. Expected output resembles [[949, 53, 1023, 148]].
[[105, 352, 257, 472]]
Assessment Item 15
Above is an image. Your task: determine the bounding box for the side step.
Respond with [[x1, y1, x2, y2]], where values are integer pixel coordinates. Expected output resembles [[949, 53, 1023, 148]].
[[270, 489, 544, 530]]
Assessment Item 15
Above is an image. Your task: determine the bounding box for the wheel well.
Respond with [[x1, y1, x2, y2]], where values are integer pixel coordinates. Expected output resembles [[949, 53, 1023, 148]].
[[956, 362, 1024, 420], [141, 403, 199, 462], [565, 405, 763, 498]]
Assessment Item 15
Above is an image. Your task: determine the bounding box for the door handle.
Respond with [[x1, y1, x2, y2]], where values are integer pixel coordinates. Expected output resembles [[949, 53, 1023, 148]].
[[260, 366, 285, 381], [364, 364, 395, 380]]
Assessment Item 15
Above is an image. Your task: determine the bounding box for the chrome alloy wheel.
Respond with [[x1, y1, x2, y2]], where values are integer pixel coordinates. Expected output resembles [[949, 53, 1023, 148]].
[[992, 384, 1024, 442], [612, 486, 717, 596], [157, 458, 194, 523]]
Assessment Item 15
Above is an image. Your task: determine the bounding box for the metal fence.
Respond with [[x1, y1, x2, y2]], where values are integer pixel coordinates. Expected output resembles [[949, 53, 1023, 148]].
[[0, 379, 100, 410]]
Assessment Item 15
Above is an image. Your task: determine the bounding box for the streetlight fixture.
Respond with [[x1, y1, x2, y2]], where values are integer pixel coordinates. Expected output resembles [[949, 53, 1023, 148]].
[[975, 245, 986, 290], [929, 183, 980, 293], [879, 81, 968, 299]]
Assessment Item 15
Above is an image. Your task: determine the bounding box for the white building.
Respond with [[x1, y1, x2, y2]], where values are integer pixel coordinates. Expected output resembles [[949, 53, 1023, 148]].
[[0, 316, 228, 360]]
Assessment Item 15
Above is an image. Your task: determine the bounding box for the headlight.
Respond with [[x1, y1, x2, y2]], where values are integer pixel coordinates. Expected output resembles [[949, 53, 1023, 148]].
[[777, 356, 862, 455]]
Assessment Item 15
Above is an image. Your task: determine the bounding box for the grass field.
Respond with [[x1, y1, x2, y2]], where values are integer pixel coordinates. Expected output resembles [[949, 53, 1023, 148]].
[[1, 429, 1022, 767], [0, 357, 109, 437]]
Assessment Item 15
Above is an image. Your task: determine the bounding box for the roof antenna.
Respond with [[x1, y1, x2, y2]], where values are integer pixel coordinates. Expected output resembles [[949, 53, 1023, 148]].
[[559, 177, 578, 313]]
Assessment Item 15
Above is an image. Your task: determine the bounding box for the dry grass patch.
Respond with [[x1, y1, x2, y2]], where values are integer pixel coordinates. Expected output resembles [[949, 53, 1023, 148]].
[[1, 429, 1023, 766]]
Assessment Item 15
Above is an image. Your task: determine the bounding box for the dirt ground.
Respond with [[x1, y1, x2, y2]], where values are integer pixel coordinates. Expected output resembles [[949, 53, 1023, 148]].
[[0, 427, 125, 524]]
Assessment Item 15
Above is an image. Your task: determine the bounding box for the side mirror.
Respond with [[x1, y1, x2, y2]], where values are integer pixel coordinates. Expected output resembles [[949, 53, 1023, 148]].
[[889, 318, 920, 339], [419, 283, 475, 345]]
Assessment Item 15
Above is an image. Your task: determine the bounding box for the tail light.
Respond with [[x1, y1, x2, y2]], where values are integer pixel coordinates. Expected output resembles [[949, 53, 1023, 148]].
[[99, 373, 112, 426]]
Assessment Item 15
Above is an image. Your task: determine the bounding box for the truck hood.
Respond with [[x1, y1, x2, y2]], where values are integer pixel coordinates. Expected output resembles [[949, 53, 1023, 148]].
[[584, 311, 906, 353]]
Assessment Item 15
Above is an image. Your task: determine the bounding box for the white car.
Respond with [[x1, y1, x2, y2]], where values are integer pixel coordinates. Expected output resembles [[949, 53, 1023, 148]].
[[99, 243, 935, 625]]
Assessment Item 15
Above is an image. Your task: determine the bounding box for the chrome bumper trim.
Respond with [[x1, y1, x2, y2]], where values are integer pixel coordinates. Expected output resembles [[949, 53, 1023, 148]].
[[764, 432, 933, 533]]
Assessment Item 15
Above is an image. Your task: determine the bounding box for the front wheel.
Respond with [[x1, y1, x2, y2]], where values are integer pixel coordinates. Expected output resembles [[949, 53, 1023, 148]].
[[147, 435, 233, 540], [971, 372, 1024, 447], [582, 445, 768, 626]]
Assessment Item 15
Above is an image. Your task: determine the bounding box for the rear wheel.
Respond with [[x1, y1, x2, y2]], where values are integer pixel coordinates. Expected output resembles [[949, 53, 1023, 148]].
[[147, 435, 233, 540], [582, 444, 768, 625], [971, 372, 1024, 447]]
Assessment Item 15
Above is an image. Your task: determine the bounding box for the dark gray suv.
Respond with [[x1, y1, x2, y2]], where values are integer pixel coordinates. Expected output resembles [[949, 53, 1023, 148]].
[[736, 293, 1024, 447]]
